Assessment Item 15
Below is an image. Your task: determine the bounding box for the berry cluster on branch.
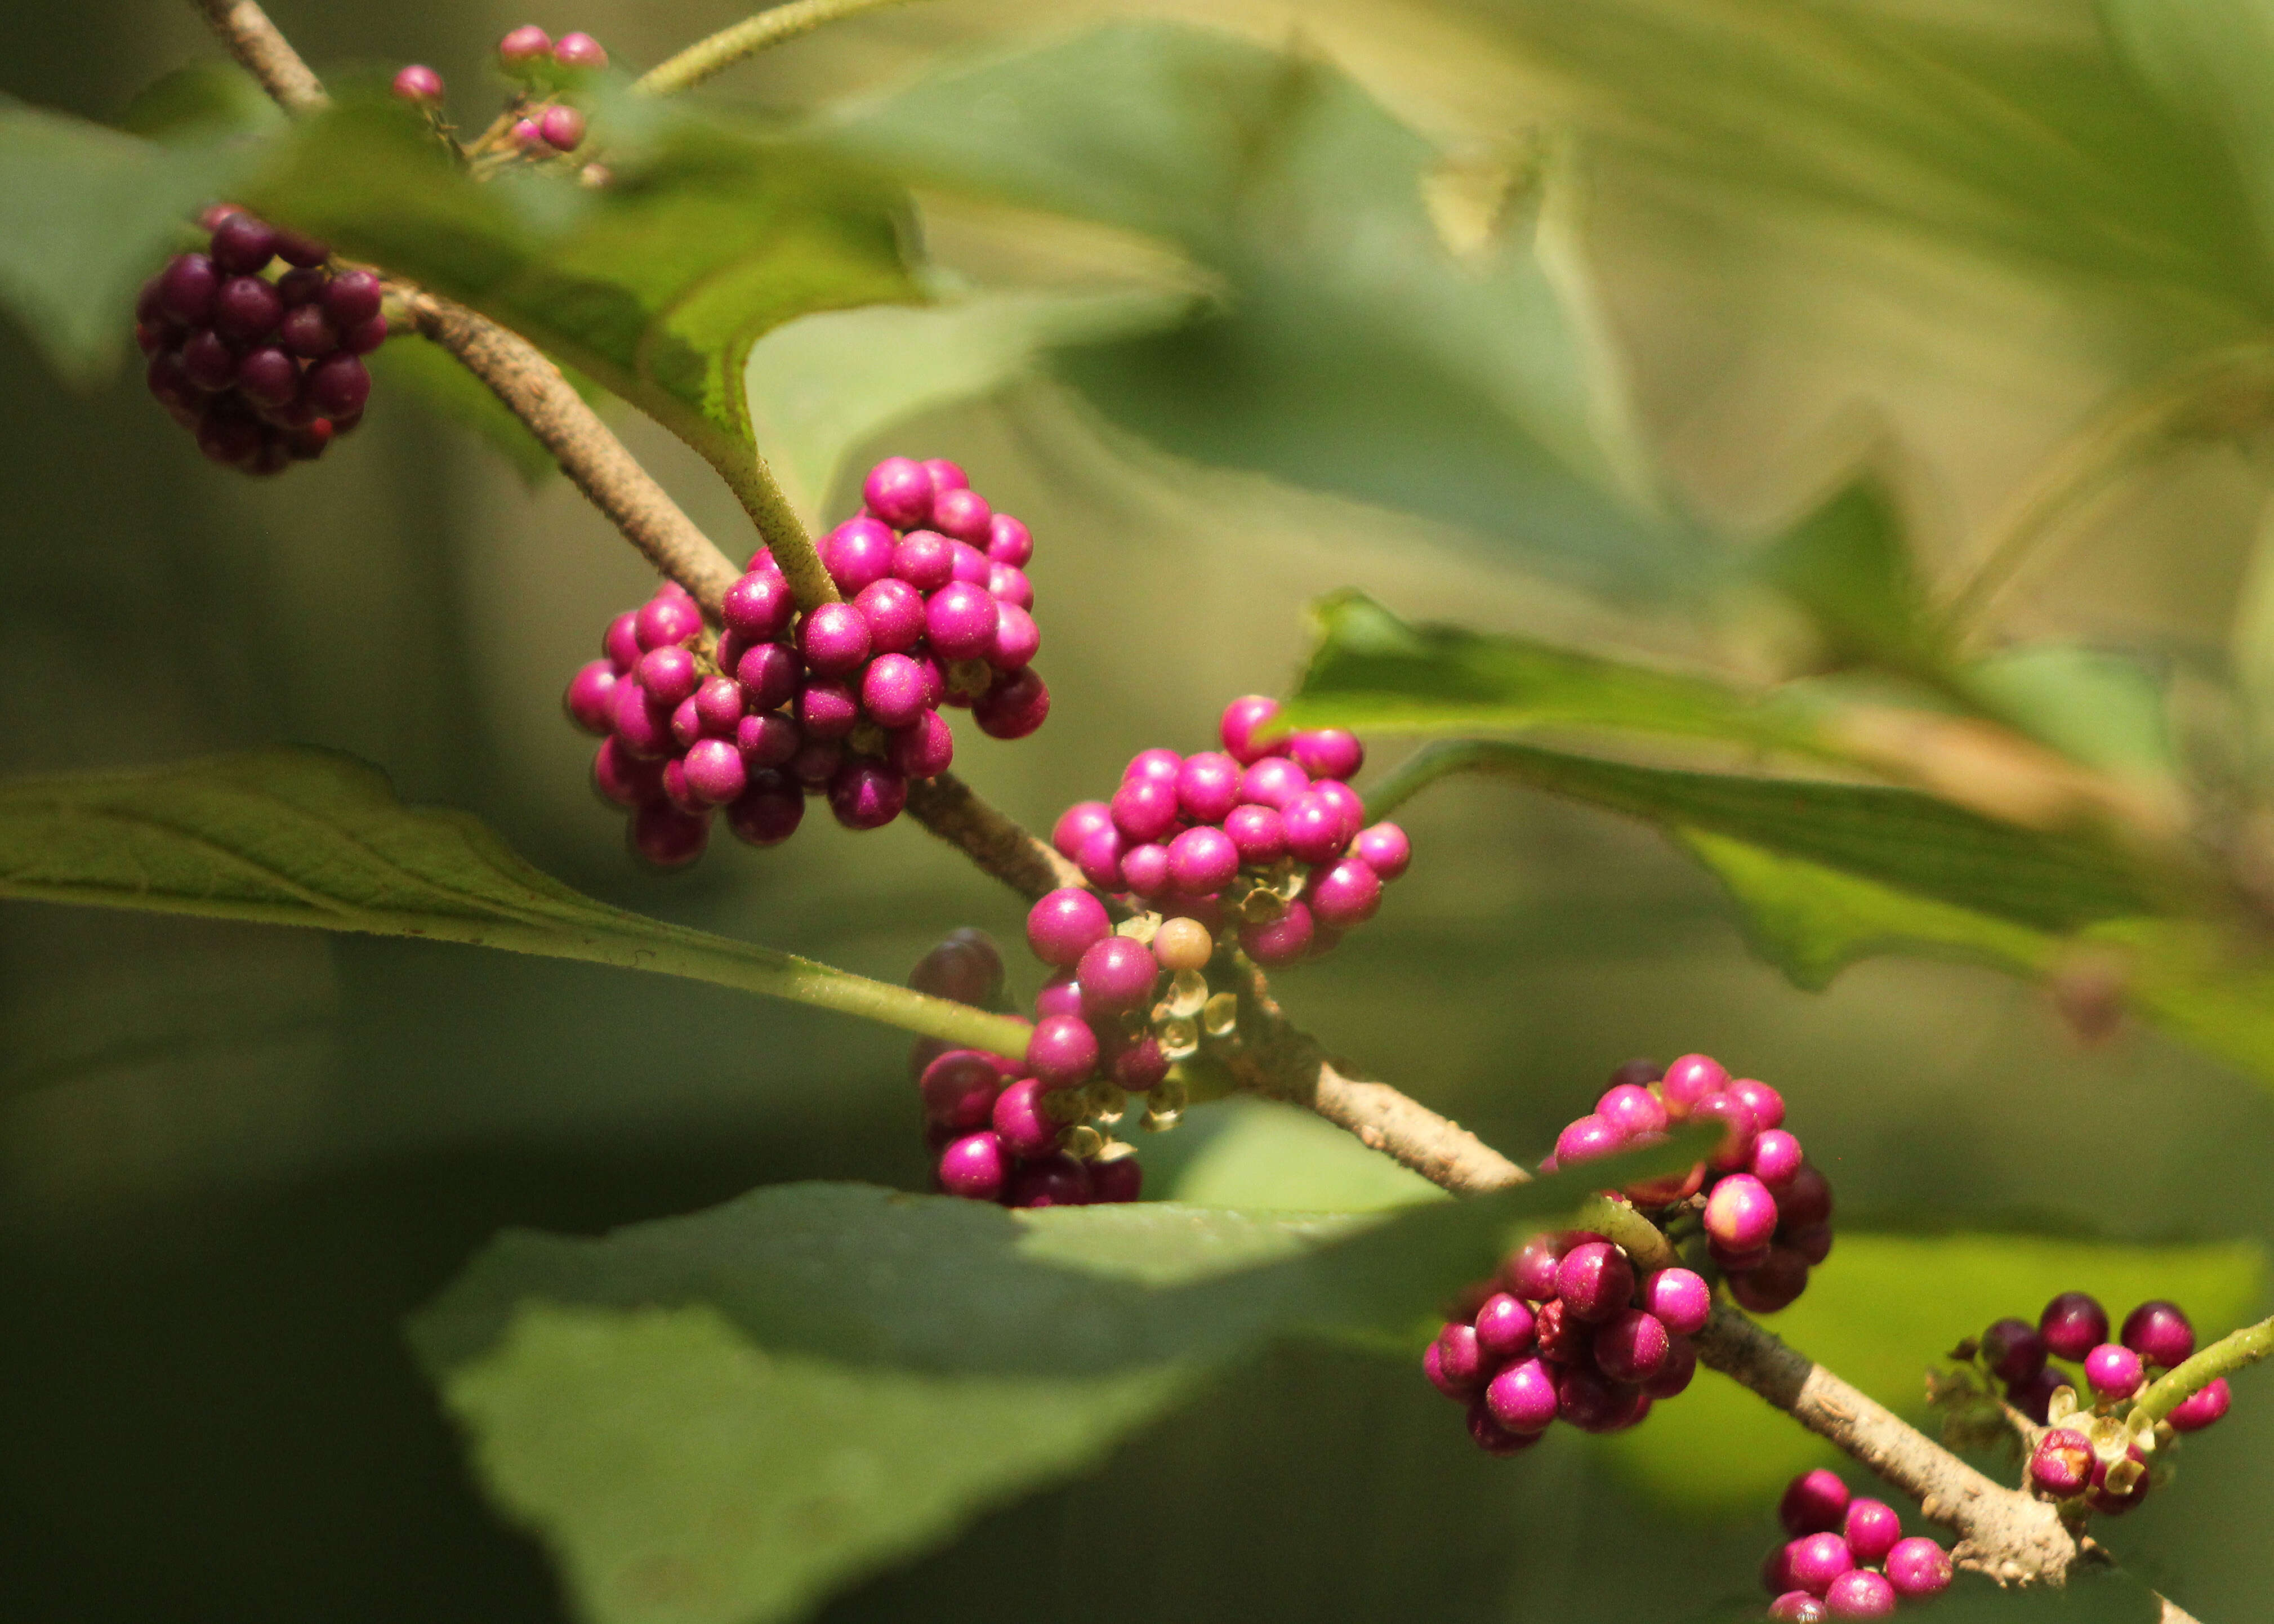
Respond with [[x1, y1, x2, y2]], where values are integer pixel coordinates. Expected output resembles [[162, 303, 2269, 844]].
[[1762, 1469, 1952, 1618], [392, 25, 607, 162], [563, 458, 1047, 865], [139, 208, 385, 474]]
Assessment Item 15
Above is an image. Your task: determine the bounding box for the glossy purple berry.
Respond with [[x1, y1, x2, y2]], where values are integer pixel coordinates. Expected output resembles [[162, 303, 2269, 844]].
[[864, 456, 933, 529], [733, 640, 800, 712], [1690, 1090, 1759, 1172], [1285, 728, 1362, 782], [591, 737, 661, 807], [1307, 857, 1382, 929], [316, 271, 379, 332], [212, 274, 283, 340], [721, 572, 792, 640], [1052, 801, 1114, 860], [1006, 1153, 1093, 1208], [1552, 1113, 1626, 1167], [922, 580, 999, 662], [1224, 803, 1287, 865], [1842, 1500, 1901, 1565], [682, 738, 747, 805], [1785, 1532, 1854, 1598], [564, 660, 617, 734], [858, 653, 928, 730], [1822, 1570, 1894, 1619], [889, 710, 955, 780], [1423, 1323, 1482, 1398], [1768, 1595, 1827, 1624], [1728, 1077, 1786, 1132], [1345, 828, 1407, 887], [987, 601, 1040, 671], [1074, 826, 1126, 890], [1166, 825, 1239, 895], [1729, 1246, 1811, 1314], [629, 801, 707, 867], [2040, 1292, 2110, 1361], [1219, 695, 1281, 765], [610, 679, 675, 759], [986, 563, 1032, 610], [1239, 755, 1309, 810], [1640, 1268, 1711, 1337], [1555, 1239, 1634, 1323], [722, 770, 800, 844], [1473, 1292, 1537, 1363], [1884, 1538, 1951, 1600], [1109, 777, 1180, 847], [930, 486, 992, 545], [2029, 1428, 2092, 1496], [972, 663, 1050, 740], [1076, 936, 1158, 1017], [1552, 1363, 1640, 1434], [824, 517, 898, 595], [1027, 888, 1110, 968], [1750, 1128, 1805, 1189], [1240, 900, 1314, 967], [1280, 791, 1350, 865], [552, 31, 608, 68], [1701, 1174, 1776, 1254], [1981, 1318, 2047, 1385], [634, 644, 698, 706], [1780, 1469, 1851, 1536], [278, 303, 338, 359], [1641, 1333, 1697, 1398], [985, 512, 1032, 566], [305, 352, 370, 417], [1122, 748, 1181, 787], [692, 675, 744, 737], [1658, 1052, 1728, 1120], [1118, 842, 1170, 897], [1597, 1083, 1668, 1139], [157, 253, 220, 325], [992, 1076, 1062, 1158], [1027, 1015, 1100, 1087], [2169, 1376, 2231, 1431], [1502, 1232, 1570, 1302], [1592, 1308, 1670, 1383], [2120, 1300, 2196, 1368], [948, 539, 991, 585], [793, 677, 857, 740], [796, 602, 868, 675], [910, 935, 1004, 1009], [1483, 1355, 1559, 1433], [537, 104, 586, 152], [826, 759, 906, 831], [2084, 1342, 2145, 1402], [938, 1130, 1006, 1199], [209, 212, 278, 275], [890, 530, 954, 591]]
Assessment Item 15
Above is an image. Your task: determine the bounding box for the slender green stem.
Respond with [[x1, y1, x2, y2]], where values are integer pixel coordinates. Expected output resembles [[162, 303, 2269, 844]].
[[695, 436, 841, 609], [2129, 1313, 2274, 1425], [1362, 740, 1517, 823], [634, 0, 925, 97]]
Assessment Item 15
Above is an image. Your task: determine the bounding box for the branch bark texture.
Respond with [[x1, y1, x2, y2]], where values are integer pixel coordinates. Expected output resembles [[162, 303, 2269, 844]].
[[634, 0, 924, 96], [190, 0, 327, 112]]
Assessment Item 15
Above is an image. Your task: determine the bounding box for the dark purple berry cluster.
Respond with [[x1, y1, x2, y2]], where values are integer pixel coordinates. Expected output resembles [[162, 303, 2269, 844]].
[[904, 929, 1145, 1207], [138, 207, 385, 475], [1956, 1293, 2226, 1519], [1761, 1470, 1951, 1619], [1545, 1054, 1834, 1315], [1425, 1230, 1711, 1453], [1049, 697, 1410, 966], [563, 457, 1047, 867]]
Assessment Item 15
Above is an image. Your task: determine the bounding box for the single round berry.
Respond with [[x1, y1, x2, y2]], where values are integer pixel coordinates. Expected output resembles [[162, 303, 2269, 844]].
[[2169, 1376, 2232, 1432], [1784, 1532, 1854, 1598], [1027, 1014, 1100, 1086], [1554, 1239, 1634, 1323], [1704, 1173, 1779, 1253], [2040, 1292, 2110, 1362], [1281, 791, 1350, 865], [2004, 1367, 2066, 1426], [725, 772, 804, 845], [1111, 775, 1182, 846], [1750, 1128, 1805, 1189], [212, 274, 283, 340], [991, 1076, 1062, 1158], [635, 644, 699, 706], [983, 511, 1032, 567], [1728, 1077, 1786, 1132], [1005, 1153, 1093, 1208], [1981, 1317, 2048, 1385], [1167, 824, 1239, 895], [1051, 801, 1114, 862], [279, 303, 338, 359], [930, 486, 993, 545], [1768, 1594, 1827, 1623], [591, 737, 662, 807], [305, 353, 371, 417], [938, 1130, 1006, 1199], [1883, 1538, 1951, 1600], [859, 653, 930, 730], [1502, 1232, 1572, 1302], [158, 253, 221, 327], [1465, 1395, 1542, 1456], [536, 104, 587, 151], [920, 1050, 1004, 1130], [1728, 1246, 1810, 1314], [1596, 1082, 1668, 1139], [1091, 1157, 1143, 1204], [1352, 821, 1410, 882], [683, 737, 747, 805], [1551, 1113, 1626, 1167], [986, 563, 1033, 610], [1219, 695, 1281, 764], [826, 759, 906, 831], [794, 602, 868, 675], [322, 269, 384, 329], [1312, 779, 1365, 842], [909, 934, 1004, 1007], [629, 801, 708, 867], [1592, 1308, 1670, 1383], [2084, 1342, 2145, 1403], [564, 661, 617, 734], [1780, 1469, 1851, 1537], [1658, 1052, 1728, 1119], [988, 603, 1041, 670], [795, 679, 858, 740], [1108, 1033, 1168, 1092], [209, 211, 279, 275], [498, 24, 554, 68], [1224, 803, 1288, 865], [1307, 856, 1383, 929], [2029, 1428, 2093, 1497], [1640, 1333, 1697, 1398], [888, 530, 953, 592], [552, 31, 608, 68], [1119, 842, 1170, 897], [341, 314, 387, 355], [1240, 900, 1314, 967], [733, 641, 801, 713], [1076, 936, 1158, 1017], [1842, 1499, 1901, 1565], [973, 667, 1049, 739], [1822, 1570, 1895, 1619], [1777, 1163, 1834, 1230], [1151, 916, 1214, 973], [863, 457, 932, 530], [1473, 1292, 1537, 1363], [1483, 1355, 1558, 1433], [1287, 728, 1363, 782], [2120, 1300, 2196, 1368], [1239, 755, 1310, 811], [609, 680, 675, 759], [887, 710, 954, 780], [1640, 1268, 1711, 1337], [1027, 887, 1110, 967], [723, 571, 793, 640], [1691, 1090, 1759, 1172]]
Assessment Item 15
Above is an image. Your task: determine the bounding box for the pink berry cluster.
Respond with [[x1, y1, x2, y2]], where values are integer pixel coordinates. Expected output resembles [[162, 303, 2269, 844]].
[[391, 26, 608, 157], [1049, 697, 1410, 967], [1545, 1054, 1834, 1315], [1424, 1229, 1713, 1454], [561, 458, 1047, 867], [138, 207, 385, 475], [1964, 1294, 2227, 1519], [904, 928, 1146, 1207], [1761, 1469, 1952, 1619]]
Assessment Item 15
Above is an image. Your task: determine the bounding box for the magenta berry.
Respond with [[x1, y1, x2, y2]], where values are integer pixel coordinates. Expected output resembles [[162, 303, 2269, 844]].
[[1120, 842, 1170, 896], [1778, 1163, 1835, 1230], [1240, 900, 1314, 967], [825, 518, 898, 595], [1027, 1014, 1100, 1086], [991, 1076, 1061, 1159], [2084, 1342, 2145, 1402], [723, 572, 793, 640], [1981, 1317, 2048, 1385], [1597, 1082, 1668, 1137], [1690, 1090, 1758, 1172], [1281, 791, 1349, 865], [538, 104, 586, 152], [2040, 1292, 2110, 1361], [1551, 1363, 1636, 1433], [1167, 824, 1238, 895], [1822, 1569, 1894, 1619], [1884, 1537, 1951, 1599], [498, 24, 553, 68], [985, 512, 1032, 566], [920, 1051, 1003, 1130], [1592, 1308, 1671, 1384], [1840, 1499, 1900, 1565], [930, 485, 993, 545], [1768, 1595, 1827, 1623], [1472, 1292, 1537, 1363], [1728, 1077, 1786, 1132], [2030, 1427, 2093, 1497], [726, 775, 803, 846], [1553, 1239, 1634, 1323], [1658, 1052, 1728, 1119], [1785, 1532, 1854, 1598], [797, 602, 871, 674], [988, 603, 1041, 670], [1640, 1268, 1711, 1337], [1504, 1232, 1570, 1302], [1483, 1356, 1559, 1433], [1287, 728, 1363, 781], [1027, 888, 1110, 967], [826, 759, 906, 830], [1551, 1113, 1625, 1167], [1704, 1174, 1779, 1253], [1307, 856, 1383, 929], [1219, 695, 1281, 764], [973, 667, 1049, 739], [564, 661, 617, 734], [2120, 1300, 2196, 1368], [552, 31, 608, 68], [1238, 755, 1309, 811], [1110, 775, 1181, 845], [2169, 1376, 2231, 1431], [1729, 1246, 1810, 1314], [795, 677, 859, 739], [1640, 1333, 1697, 1398], [1780, 1469, 1851, 1537], [859, 653, 929, 730], [1076, 936, 1158, 1016], [681, 738, 747, 805], [1224, 803, 1287, 865], [938, 1131, 1006, 1200], [1749, 1128, 1805, 1189], [1465, 1397, 1541, 1456]]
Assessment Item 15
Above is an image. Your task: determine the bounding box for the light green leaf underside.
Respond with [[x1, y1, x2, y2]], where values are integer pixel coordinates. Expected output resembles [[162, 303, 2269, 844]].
[[410, 1150, 1702, 1624], [0, 747, 1027, 1055], [1609, 1230, 2263, 1509]]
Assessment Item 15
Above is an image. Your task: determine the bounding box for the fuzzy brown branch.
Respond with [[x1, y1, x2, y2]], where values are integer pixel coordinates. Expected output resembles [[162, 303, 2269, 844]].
[[190, 0, 327, 112], [901, 775, 1085, 899]]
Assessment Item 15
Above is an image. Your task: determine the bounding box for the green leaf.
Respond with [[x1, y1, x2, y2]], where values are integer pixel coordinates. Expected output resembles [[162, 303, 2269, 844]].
[[830, 22, 1696, 595], [1160, 1096, 1448, 1213], [410, 1150, 1699, 1624], [1608, 1230, 2263, 1511], [244, 93, 921, 512], [0, 747, 1028, 1057], [0, 98, 250, 383], [1964, 645, 2179, 789], [743, 287, 1194, 527], [1286, 589, 1821, 749], [110, 63, 286, 146], [1759, 480, 1951, 680]]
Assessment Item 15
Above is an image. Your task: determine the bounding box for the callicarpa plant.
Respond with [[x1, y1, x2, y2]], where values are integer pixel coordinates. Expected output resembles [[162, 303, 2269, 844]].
[[11, 1, 2274, 1621]]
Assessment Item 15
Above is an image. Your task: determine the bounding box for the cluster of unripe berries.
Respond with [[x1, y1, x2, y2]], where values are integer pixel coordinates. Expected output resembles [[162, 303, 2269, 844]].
[[1425, 1229, 1712, 1453], [904, 928, 1145, 1206], [1963, 1293, 2228, 1519], [1546, 1054, 1833, 1315], [1048, 698, 1410, 967], [562, 458, 1046, 865], [391, 26, 607, 158], [1761, 1469, 1952, 1619], [139, 208, 384, 475]]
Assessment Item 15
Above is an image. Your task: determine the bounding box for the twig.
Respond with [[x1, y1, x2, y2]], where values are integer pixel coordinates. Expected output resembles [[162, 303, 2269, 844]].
[[188, 0, 326, 113], [634, 0, 926, 97], [902, 774, 1085, 899], [2131, 1313, 2274, 1425]]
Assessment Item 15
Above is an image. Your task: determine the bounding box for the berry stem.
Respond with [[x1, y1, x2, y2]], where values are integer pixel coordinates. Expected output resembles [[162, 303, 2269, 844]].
[[188, 0, 327, 113], [633, 0, 928, 97], [2128, 1311, 2274, 1426], [699, 443, 841, 612]]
